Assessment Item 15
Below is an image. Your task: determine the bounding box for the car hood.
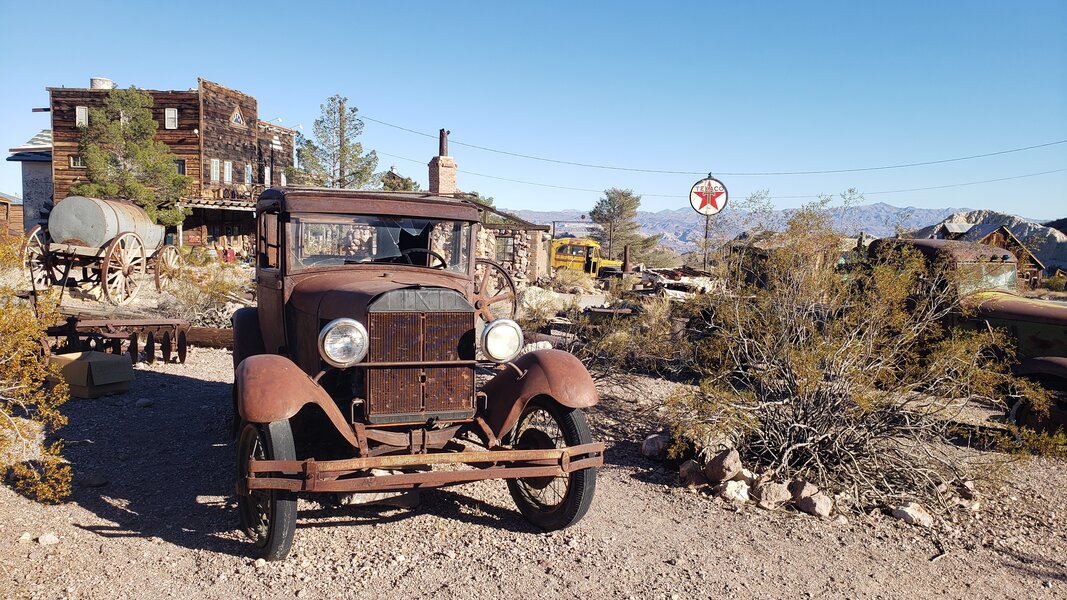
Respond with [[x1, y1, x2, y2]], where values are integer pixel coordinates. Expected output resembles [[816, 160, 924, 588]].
[[964, 291, 1067, 327], [289, 269, 472, 321]]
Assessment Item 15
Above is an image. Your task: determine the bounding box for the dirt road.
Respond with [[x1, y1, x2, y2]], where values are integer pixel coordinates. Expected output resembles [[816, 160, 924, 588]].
[[2, 348, 1065, 599]]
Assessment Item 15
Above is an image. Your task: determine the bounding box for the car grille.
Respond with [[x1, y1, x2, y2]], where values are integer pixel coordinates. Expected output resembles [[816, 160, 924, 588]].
[[365, 310, 475, 423]]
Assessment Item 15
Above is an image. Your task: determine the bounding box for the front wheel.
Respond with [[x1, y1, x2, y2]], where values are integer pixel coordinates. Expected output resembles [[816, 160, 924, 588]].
[[506, 397, 597, 530], [237, 420, 297, 561]]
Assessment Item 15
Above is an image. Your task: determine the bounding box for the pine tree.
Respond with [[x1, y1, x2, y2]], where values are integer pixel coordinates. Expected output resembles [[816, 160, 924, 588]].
[[290, 95, 378, 188], [70, 87, 191, 226], [589, 188, 661, 260]]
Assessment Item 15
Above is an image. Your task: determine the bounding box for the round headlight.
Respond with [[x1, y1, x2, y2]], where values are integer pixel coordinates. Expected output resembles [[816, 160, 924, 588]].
[[481, 319, 524, 363], [317, 318, 369, 367]]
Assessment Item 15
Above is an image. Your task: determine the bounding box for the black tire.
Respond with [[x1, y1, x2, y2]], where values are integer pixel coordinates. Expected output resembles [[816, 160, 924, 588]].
[[506, 397, 597, 530], [237, 420, 297, 561]]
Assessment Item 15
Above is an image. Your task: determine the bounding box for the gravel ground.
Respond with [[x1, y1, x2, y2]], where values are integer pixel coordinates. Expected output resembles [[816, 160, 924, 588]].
[[2, 347, 1066, 599]]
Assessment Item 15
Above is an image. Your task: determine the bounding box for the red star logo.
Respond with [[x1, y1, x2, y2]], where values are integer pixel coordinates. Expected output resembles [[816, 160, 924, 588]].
[[694, 185, 724, 211]]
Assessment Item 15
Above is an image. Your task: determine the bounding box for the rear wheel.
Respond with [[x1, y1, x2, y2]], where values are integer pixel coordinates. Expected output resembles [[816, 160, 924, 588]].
[[237, 420, 297, 561], [506, 397, 597, 531]]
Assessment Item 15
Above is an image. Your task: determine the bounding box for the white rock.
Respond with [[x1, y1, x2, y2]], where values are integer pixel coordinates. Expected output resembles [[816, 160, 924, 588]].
[[254, 558, 266, 569], [18, 532, 33, 543], [892, 502, 934, 528], [788, 480, 819, 501], [715, 480, 750, 504], [640, 434, 670, 460], [731, 467, 757, 486], [752, 481, 791, 510], [37, 533, 60, 546]]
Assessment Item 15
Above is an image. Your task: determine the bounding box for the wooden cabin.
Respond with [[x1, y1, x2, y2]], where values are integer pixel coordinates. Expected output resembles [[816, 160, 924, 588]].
[[45, 77, 295, 250], [0, 193, 24, 236]]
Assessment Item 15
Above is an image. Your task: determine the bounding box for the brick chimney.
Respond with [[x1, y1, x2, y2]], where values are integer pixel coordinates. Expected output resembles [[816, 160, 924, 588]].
[[428, 128, 457, 196]]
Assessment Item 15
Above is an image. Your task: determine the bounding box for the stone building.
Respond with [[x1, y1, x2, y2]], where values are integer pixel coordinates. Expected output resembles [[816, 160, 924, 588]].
[[425, 130, 549, 286]]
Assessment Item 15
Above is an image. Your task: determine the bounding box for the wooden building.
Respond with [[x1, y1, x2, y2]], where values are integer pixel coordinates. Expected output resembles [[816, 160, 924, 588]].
[[0, 192, 24, 236], [43, 77, 294, 250]]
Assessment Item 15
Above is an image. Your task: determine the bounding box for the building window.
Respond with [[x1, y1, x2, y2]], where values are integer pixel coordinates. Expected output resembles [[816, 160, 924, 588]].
[[224, 161, 233, 184], [281, 172, 287, 187], [231, 107, 245, 126], [165, 108, 178, 129], [70, 155, 85, 168], [75, 106, 88, 127], [264, 166, 271, 187], [210, 159, 220, 182], [495, 235, 515, 263], [174, 159, 186, 175], [245, 164, 252, 185]]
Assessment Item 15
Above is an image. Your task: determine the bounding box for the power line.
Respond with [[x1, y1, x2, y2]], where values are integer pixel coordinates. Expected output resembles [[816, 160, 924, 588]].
[[376, 150, 1066, 200], [362, 114, 1067, 176]]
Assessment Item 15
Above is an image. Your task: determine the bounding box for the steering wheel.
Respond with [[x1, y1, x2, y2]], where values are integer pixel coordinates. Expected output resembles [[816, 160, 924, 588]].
[[400, 248, 448, 270]]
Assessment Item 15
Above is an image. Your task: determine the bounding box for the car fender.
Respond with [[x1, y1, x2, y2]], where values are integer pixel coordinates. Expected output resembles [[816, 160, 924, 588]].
[[235, 354, 358, 447], [1013, 356, 1067, 381], [482, 349, 598, 439], [232, 307, 265, 370]]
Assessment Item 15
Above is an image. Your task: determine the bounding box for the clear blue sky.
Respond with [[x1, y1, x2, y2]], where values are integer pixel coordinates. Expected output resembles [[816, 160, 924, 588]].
[[1, 1, 1064, 218]]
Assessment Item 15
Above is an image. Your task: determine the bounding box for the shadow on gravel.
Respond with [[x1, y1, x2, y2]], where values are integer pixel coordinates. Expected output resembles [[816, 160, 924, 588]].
[[60, 367, 246, 556], [588, 397, 679, 487], [998, 547, 1067, 584], [59, 366, 558, 558]]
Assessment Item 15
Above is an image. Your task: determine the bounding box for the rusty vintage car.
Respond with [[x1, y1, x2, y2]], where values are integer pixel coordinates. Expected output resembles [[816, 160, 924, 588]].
[[231, 188, 604, 560], [870, 238, 1067, 426]]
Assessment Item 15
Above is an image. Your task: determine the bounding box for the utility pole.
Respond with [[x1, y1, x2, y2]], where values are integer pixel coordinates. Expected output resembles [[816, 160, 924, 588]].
[[337, 97, 347, 188]]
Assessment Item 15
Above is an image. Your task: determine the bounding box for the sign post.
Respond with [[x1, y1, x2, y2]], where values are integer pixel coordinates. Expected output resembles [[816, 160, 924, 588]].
[[689, 174, 728, 271]]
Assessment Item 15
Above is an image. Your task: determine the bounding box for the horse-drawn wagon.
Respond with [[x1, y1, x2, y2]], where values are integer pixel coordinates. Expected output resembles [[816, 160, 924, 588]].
[[22, 196, 182, 305]]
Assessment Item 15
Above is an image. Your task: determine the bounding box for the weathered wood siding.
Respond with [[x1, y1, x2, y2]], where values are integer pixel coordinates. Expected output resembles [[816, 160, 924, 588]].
[[257, 123, 296, 187], [49, 88, 201, 203], [1, 201, 24, 235], [199, 80, 258, 199]]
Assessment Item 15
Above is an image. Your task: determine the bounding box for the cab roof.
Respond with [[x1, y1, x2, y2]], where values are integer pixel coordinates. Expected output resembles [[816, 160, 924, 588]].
[[869, 238, 1018, 264], [256, 187, 482, 222]]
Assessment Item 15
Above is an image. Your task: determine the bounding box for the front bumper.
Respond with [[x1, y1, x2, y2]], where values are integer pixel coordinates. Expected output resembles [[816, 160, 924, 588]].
[[244, 442, 605, 494]]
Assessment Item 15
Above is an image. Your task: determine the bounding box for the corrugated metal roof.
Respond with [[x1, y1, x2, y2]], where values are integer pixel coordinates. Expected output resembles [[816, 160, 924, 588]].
[[8, 129, 52, 153], [941, 222, 973, 234], [958, 223, 1002, 242], [177, 197, 256, 212], [0, 191, 22, 205]]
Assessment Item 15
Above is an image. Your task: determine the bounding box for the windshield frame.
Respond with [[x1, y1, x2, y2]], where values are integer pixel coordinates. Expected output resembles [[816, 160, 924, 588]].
[[956, 261, 1019, 296], [285, 213, 474, 275]]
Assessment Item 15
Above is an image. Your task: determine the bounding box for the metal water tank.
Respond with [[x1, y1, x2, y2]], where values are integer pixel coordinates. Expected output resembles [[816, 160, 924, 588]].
[[89, 77, 115, 90], [48, 196, 164, 251]]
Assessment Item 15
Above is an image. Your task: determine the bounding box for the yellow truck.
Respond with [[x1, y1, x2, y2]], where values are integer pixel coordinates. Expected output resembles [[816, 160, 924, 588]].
[[550, 238, 624, 278]]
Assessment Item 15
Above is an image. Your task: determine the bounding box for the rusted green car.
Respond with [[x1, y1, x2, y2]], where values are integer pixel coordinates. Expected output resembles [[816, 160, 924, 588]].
[[871, 238, 1067, 427]]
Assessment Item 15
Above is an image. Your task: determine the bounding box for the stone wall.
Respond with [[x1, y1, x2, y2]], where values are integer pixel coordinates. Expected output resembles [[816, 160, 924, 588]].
[[21, 161, 53, 230], [477, 226, 549, 287]]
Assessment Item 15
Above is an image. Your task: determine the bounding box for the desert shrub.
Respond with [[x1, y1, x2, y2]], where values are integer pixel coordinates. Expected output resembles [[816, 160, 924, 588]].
[[548, 268, 597, 294], [0, 234, 71, 503], [1044, 275, 1066, 292], [158, 262, 251, 327], [664, 202, 1049, 510]]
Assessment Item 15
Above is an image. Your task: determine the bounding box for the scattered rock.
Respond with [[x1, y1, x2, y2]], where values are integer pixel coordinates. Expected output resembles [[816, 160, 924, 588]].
[[833, 514, 849, 525], [135, 399, 155, 408], [796, 493, 833, 518], [960, 480, 978, 500], [37, 533, 60, 546], [76, 473, 109, 488], [892, 502, 934, 528], [640, 434, 670, 461], [703, 449, 741, 483], [752, 481, 791, 510], [731, 468, 757, 486], [714, 480, 750, 504], [18, 532, 33, 543], [788, 480, 819, 501], [678, 459, 708, 488], [254, 558, 267, 569]]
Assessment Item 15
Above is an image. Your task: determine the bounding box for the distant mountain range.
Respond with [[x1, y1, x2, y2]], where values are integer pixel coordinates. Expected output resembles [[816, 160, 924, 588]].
[[503, 202, 974, 252]]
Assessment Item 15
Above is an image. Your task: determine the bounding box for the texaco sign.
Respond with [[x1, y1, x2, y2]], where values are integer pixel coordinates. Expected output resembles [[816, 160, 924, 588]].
[[689, 177, 728, 216]]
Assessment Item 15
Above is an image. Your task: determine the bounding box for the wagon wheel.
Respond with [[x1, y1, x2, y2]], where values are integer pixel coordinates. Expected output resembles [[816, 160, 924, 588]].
[[473, 258, 518, 325], [102, 232, 147, 306], [176, 330, 188, 364], [145, 331, 156, 364], [161, 331, 173, 364], [21, 224, 53, 292], [154, 245, 182, 292]]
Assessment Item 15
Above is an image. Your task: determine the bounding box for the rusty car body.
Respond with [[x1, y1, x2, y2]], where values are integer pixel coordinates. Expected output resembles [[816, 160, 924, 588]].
[[870, 238, 1067, 427], [232, 188, 603, 560]]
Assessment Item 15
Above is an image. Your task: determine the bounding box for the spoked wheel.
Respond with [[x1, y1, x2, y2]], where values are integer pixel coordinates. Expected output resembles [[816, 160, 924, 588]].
[[154, 245, 182, 292], [505, 397, 597, 531], [473, 258, 518, 325], [22, 224, 53, 293], [237, 420, 297, 561], [102, 232, 146, 306]]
